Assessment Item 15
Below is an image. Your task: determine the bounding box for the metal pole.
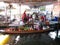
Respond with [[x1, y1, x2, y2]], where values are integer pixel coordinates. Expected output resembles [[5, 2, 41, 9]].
[[56, 1, 60, 38]]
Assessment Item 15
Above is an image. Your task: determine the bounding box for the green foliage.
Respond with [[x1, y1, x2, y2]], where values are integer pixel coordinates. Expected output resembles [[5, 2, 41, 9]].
[[40, 6, 45, 11]]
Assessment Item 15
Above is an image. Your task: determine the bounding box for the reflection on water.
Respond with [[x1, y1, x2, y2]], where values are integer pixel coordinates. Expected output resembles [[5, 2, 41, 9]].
[[49, 31, 56, 40], [0, 31, 60, 45], [0, 33, 54, 45], [49, 30, 60, 40], [0, 34, 21, 45], [0, 34, 10, 45]]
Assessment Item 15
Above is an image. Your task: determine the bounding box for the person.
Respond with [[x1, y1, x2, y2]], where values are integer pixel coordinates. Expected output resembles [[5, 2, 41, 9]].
[[22, 10, 28, 23]]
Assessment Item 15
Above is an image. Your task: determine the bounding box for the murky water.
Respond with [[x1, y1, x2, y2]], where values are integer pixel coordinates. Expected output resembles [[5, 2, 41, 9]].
[[0, 31, 60, 45]]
